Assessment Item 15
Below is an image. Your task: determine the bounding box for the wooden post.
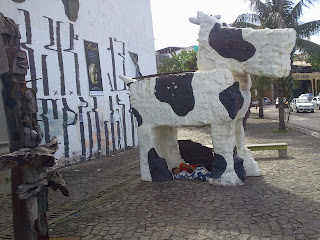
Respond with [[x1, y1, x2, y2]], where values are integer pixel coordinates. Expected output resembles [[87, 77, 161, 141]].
[[0, 12, 68, 240]]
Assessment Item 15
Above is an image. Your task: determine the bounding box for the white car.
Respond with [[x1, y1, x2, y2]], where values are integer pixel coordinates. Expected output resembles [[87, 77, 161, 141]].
[[264, 97, 271, 105], [312, 96, 320, 110], [290, 98, 315, 113], [299, 93, 314, 101]]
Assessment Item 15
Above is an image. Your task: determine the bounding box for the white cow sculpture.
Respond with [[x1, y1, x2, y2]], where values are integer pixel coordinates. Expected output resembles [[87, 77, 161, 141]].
[[120, 12, 296, 186]]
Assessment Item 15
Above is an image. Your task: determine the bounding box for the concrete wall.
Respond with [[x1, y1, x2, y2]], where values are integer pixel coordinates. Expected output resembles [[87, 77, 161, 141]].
[[0, 0, 156, 196], [0, 0, 156, 164]]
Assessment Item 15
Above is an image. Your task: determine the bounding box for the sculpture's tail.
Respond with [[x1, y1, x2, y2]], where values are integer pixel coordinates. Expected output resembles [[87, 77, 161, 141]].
[[119, 75, 136, 86]]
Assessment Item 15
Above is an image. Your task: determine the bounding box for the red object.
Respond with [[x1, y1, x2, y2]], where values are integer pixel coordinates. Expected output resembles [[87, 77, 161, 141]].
[[179, 163, 198, 173]]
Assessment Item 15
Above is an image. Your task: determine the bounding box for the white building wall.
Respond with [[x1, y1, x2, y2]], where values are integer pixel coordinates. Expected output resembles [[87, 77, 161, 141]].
[[0, 0, 156, 166]]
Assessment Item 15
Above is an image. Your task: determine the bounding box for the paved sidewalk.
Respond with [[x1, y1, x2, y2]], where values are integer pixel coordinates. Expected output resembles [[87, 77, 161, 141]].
[[1, 114, 320, 240], [258, 105, 320, 139]]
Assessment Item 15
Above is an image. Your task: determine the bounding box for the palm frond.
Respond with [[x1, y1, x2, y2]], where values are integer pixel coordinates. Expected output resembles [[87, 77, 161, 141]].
[[272, 0, 294, 18], [245, 0, 271, 19], [290, 0, 318, 22], [264, 12, 287, 28], [296, 38, 320, 57], [232, 13, 261, 28], [231, 22, 260, 28], [295, 20, 320, 38]]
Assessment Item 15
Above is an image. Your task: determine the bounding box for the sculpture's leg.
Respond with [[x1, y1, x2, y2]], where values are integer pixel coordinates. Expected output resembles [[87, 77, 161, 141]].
[[158, 126, 184, 171], [137, 125, 173, 182], [235, 118, 260, 176], [137, 125, 154, 181], [209, 123, 244, 186]]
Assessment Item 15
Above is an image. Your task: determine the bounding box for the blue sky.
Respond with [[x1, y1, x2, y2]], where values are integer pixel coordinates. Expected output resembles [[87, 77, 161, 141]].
[[150, 0, 320, 50]]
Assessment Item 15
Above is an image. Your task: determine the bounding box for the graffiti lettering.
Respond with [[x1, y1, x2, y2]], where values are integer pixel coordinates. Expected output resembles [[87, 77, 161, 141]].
[[15, 9, 141, 164], [18, 9, 37, 91], [64, 23, 81, 96], [62, 98, 77, 158]]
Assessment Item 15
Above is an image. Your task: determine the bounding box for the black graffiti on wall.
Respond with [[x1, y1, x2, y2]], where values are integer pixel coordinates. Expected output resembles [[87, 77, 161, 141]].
[[114, 38, 126, 90], [56, 21, 66, 96], [18, 9, 37, 91], [41, 55, 49, 96], [61, 0, 80, 22], [62, 98, 78, 158], [129, 51, 142, 77], [64, 23, 81, 95], [93, 97, 101, 154], [14, 0, 80, 23], [109, 96, 116, 151], [42, 17, 66, 96], [107, 37, 129, 91], [16, 9, 141, 161], [78, 97, 88, 159], [104, 121, 109, 155], [19, 9, 141, 98], [37, 96, 136, 159], [116, 94, 127, 148]]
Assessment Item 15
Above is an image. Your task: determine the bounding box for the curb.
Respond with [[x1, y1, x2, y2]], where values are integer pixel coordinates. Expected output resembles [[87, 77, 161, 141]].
[[265, 116, 320, 140], [286, 123, 320, 139]]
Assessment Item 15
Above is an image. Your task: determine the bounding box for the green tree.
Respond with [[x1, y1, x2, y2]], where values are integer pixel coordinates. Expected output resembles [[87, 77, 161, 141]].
[[233, 0, 320, 130], [306, 55, 320, 71], [157, 49, 198, 73]]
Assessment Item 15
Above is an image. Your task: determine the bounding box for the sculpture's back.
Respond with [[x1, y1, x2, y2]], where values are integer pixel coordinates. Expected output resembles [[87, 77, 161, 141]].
[[191, 11, 296, 78]]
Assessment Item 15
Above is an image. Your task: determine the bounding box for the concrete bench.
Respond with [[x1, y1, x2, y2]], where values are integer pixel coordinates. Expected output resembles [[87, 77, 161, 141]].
[[205, 143, 288, 158]]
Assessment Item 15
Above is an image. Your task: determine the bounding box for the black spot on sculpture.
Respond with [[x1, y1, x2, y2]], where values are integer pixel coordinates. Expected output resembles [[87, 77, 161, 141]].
[[132, 108, 142, 127], [234, 155, 246, 182], [210, 153, 227, 179], [219, 82, 244, 119], [148, 148, 173, 182], [209, 23, 256, 62], [155, 73, 195, 116], [178, 140, 214, 171], [233, 146, 246, 182]]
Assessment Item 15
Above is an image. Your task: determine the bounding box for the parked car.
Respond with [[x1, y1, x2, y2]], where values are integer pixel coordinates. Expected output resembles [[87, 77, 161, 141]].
[[264, 97, 271, 105], [251, 98, 270, 108], [290, 98, 315, 113], [312, 96, 320, 110], [299, 93, 314, 101], [275, 97, 288, 108], [251, 100, 259, 108]]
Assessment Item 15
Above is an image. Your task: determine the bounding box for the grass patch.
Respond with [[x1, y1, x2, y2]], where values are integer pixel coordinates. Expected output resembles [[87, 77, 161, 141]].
[[271, 129, 288, 133]]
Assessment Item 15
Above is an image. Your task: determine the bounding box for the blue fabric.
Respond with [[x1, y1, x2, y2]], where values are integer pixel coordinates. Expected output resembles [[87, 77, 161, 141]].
[[173, 167, 211, 181]]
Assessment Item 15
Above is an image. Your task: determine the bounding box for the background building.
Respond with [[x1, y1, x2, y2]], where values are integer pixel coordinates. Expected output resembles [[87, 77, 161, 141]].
[[292, 61, 320, 97], [0, 0, 156, 196]]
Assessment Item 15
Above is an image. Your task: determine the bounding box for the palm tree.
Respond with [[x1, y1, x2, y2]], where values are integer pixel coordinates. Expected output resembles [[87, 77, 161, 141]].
[[233, 0, 320, 130]]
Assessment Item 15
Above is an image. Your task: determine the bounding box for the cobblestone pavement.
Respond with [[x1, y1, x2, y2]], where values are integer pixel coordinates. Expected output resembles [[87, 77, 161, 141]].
[[1, 113, 320, 240]]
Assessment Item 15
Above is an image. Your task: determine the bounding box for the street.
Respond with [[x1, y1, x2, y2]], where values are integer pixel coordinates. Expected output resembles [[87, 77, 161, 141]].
[[251, 103, 320, 137]]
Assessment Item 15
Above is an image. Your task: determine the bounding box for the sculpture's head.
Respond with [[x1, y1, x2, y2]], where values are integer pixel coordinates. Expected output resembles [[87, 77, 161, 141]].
[[190, 12, 296, 78]]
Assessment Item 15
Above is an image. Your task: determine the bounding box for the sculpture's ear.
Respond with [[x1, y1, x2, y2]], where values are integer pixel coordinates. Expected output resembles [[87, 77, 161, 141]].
[[189, 17, 199, 25]]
